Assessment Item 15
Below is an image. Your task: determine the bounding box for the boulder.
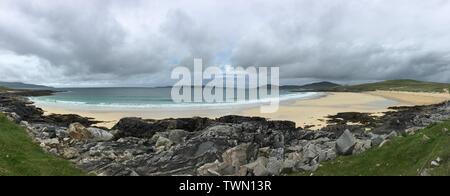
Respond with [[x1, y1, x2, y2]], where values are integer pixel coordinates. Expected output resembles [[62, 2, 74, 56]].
[[335, 129, 356, 155], [353, 139, 372, 154], [112, 118, 158, 138], [6, 112, 21, 122], [266, 157, 283, 176], [370, 135, 385, 147], [281, 160, 297, 174], [155, 136, 173, 152], [41, 138, 60, 147], [167, 129, 189, 144], [68, 123, 92, 140], [239, 157, 269, 176], [63, 147, 80, 159], [197, 160, 221, 176], [87, 127, 114, 141], [386, 131, 398, 140], [431, 161, 440, 167], [222, 143, 252, 174]]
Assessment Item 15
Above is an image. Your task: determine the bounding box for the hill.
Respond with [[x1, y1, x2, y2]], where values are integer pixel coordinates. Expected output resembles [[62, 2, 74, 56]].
[[284, 81, 341, 92], [0, 114, 86, 176], [0, 82, 54, 90], [294, 120, 450, 176], [331, 79, 450, 93]]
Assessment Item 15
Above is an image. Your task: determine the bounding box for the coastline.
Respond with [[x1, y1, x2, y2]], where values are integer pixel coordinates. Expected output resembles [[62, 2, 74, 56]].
[[3, 89, 450, 176], [32, 91, 450, 129]]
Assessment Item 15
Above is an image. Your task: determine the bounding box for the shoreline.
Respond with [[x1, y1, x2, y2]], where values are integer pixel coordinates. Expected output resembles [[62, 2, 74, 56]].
[[32, 91, 450, 129]]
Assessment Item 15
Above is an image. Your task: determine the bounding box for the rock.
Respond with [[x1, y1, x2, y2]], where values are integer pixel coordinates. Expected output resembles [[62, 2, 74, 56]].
[[258, 147, 271, 158], [405, 127, 421, 135], [68, 123, 92, 140], [112, 118, 159, 138], [6, 112, 21, 122], [386, 131, 398, 140], [420, 169, 431, 176], [197, 160, 221, 176], [112, 117, 212, 139], [45, 114, 97, 127], [379, 140, 390, 147], [155, 136, 173, 152], [48, 148, 58, 155], [436, 157, 442, 163], [443, 128, 448, 133], [87, 127, 114, 141], [335, 129, 356, 155], [353, 139, 372, 155], [303, 143, 319, 160], [63, 147, 80, 159], [269, 148, 284, 160], [167, 129, 189, 144], [266, 157, 283, 176], [281, 160, 297, 174], [222, 143, 252, 174], [431, 161, 440, 167], [19, 120, 29, 128], [41, 138, 59, 147], [239, 157, 269, 176], [370, 135, 385, 147], [422, 134, 431, 142]]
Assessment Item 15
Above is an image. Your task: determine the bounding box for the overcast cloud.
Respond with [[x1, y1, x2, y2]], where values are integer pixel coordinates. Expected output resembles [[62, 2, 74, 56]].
[[0, 0, 450, 87]]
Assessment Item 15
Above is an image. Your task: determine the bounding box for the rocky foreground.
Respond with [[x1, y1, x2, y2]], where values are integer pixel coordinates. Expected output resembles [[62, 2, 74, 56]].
[[1, 92, 450, 176]]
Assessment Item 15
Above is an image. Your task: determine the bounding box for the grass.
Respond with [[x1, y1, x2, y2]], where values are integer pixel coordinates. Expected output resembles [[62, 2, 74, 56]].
[[0, 86, 8, 93], [293, 120, 450, 176], [331, 79, 450, 93], [0, 113, 86, 176]]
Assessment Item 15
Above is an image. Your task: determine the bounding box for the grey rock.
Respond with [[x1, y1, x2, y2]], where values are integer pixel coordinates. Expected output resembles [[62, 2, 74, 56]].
[[167, 129, 189, 144], [266, 157, 283, 176], [370, 135, 385, 147], [63, 147, 80, 159], [239, 157, 269, 176], [41, 138, 60, 147], [353, 139, 372, 155], [222, 143, 252, 174], [336, 129, 356, 155], [68, 123, 92, 140], [197, 160, 221, 176], [431, 161, 440, 167], [386, 131, 398, 140], [87, 127, 114, 141]]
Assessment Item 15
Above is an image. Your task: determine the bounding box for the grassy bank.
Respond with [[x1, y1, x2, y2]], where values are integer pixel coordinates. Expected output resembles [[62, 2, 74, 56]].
[[0, 113, 85, 176], [294, 120, 450, 176], [332, 79, 450, 93]]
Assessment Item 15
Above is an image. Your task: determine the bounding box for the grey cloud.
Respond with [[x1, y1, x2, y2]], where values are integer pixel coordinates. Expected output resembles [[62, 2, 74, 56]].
[[0, 0, 450, 86]]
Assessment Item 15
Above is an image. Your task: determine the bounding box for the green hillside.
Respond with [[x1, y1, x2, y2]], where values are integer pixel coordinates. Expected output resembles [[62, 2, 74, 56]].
[[0, 114, 85, 176], [294, 120, 450, 176], [332, 79, 450, 93]]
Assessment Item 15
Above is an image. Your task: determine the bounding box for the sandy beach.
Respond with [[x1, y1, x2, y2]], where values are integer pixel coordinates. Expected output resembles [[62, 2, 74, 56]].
[[33, 91, 450, 129]]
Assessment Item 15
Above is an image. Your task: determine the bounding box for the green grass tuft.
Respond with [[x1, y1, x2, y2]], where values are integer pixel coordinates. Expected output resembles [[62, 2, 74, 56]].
[[0, 113, 86, 176], [294, 120, 450, 176]]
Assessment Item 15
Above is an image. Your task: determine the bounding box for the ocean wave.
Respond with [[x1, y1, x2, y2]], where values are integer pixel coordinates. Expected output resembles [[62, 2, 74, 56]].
[[30, 92, 325, 109]]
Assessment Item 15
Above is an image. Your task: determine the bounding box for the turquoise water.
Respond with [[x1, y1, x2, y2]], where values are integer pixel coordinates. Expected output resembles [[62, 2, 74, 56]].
[[31, 87, 322, 108]]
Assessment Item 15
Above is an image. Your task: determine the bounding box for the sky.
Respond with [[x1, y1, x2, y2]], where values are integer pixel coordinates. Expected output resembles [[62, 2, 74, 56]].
[[1, 0, 450, 87]]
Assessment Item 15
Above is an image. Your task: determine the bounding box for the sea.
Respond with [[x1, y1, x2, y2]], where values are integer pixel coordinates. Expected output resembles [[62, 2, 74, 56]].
[[30, 87, 323, 109]]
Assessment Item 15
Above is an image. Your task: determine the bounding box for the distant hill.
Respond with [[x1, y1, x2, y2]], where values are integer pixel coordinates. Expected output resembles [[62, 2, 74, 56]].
[[286, 81, 341, 92], [331, 79, 450, 93], [0, 82, 54, 90]]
